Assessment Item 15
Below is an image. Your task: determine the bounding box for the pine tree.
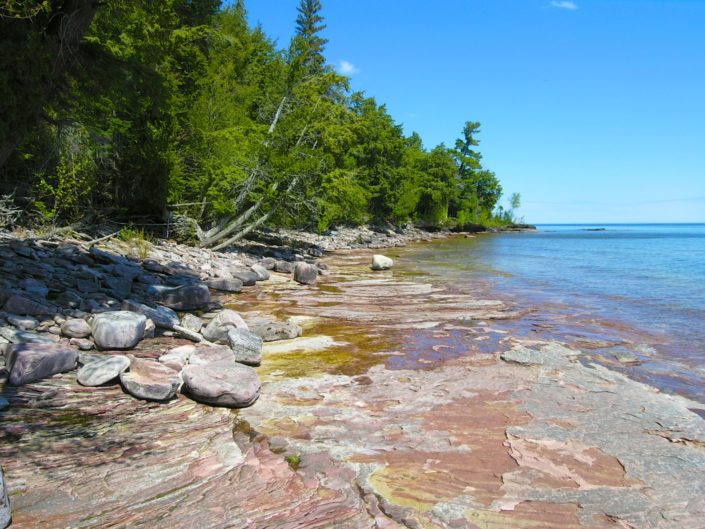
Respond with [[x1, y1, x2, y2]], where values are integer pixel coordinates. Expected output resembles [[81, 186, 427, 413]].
[[294, 0, 328, 75]]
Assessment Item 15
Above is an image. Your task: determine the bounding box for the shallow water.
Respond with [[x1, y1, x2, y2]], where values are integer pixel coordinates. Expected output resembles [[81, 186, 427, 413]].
[[402, 224, 705, 402]]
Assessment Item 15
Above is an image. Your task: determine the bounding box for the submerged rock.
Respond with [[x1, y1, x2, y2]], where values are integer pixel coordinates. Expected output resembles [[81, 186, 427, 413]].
[[370, 254, 394, 270], [77, 355, 130, 386], [7, 344, 78, 385], [120, 356, 180, 401], [90, 311, 147, 350], [181, 363, 260, 408], [227, 328, 263, 366], [251, 321, 302, 342], [293, 262, 318, 285]]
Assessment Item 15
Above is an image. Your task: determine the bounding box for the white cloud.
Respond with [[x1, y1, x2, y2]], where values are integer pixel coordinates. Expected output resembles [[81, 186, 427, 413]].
[[338, 60, 360, 75], [549, 1, 578, 9]]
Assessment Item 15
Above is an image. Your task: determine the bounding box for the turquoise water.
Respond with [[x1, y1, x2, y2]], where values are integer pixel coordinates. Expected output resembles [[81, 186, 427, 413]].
[[405, 224, 705, 402]]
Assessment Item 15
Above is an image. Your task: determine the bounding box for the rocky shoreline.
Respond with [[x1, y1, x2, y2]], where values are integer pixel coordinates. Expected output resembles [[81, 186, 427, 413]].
[[1, 225, 704, 528]]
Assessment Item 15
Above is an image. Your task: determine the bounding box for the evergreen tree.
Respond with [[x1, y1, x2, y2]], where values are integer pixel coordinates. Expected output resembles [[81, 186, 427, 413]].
[[294, 0, 327, 75]]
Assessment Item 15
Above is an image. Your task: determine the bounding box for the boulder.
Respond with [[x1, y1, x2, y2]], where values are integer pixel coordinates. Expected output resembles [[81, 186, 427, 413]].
[[230, 269, 258, 286], [206, 278, 243, 293], [181, 363, 260, 408], [180, 313, 203, 334], [202, 310, 248, 344], [121, 299, 179, 329], [371, 254, 394, 270], [120, 356, 180, 401], [274, 261, 293, 274], [293, 262, 318, 285], [70, 338, 95, 351], [77, 355, 130, 386], [91, 311, 147, 350], [259, 257, 276, 270], [251, 321, 302, 342], [227, 328, 263, 366], [7, 344, 78, 385], [159, 345, 197, 371], [188, 345, 235, 367], [1, 465, 10, 529], [61, 318, 91, 338], [250, 264, 270, 281], [147, 284, 211, 311], [7, 314, 39, 331]]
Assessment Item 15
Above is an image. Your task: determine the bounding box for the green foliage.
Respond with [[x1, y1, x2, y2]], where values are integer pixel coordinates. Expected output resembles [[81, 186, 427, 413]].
[[1, 0, 517, 234], [118, 225, 154, 259], [284, 453, 302, 471]]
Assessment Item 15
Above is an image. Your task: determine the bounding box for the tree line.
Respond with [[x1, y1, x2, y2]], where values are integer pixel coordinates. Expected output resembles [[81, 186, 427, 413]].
[[0, 0, 519, 247]]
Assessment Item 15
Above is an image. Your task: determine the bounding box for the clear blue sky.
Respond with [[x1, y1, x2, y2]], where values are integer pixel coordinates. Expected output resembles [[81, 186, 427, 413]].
[[244, 0, 705, 223]]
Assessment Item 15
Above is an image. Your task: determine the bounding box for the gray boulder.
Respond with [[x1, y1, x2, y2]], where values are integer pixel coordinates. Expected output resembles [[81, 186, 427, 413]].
[[147, 284, 211, 311], [293, 262, 318, 285], [77, 355, 130, 386], [206, 278, 243, 293], [180, 313, 203, 334], [91, 311, 147, 350], [371, 254, 394, 270], [70, 338, 95, 351], [181, 363, 260, 408], [120, 356, 180, 401], [201, 309, 248, 344], [188, 345, 235, 366], [6, 314, 39, 331], [227, 328, 263, 366], [250, 264, 270, 281], [7, 344, 78, 385], [121, 299, 179, 329], [230, 269, 258, 286], [274, 261, 293, 274], [61, 318, 91, 338], [251, 321, 302, 342], [1, 465, 10, 529]]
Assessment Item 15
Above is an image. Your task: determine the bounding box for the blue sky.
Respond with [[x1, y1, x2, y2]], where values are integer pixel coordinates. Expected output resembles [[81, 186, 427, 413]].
[[245, 0, 705, 223]]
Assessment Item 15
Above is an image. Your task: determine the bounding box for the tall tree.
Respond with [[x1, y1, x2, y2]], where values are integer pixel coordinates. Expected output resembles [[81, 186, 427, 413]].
[[294, 0, 327, 75]]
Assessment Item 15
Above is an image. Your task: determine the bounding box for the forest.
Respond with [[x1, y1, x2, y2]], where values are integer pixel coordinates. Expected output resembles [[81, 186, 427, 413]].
[[0, 0, 518, 248]]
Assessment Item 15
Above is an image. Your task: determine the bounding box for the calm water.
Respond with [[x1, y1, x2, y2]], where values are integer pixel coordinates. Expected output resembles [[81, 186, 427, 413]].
[[404, 224, 705, 402]]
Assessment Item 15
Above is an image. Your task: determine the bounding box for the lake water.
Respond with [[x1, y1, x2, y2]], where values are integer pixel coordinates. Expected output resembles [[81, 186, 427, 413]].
[[403, 224, 705, 403]]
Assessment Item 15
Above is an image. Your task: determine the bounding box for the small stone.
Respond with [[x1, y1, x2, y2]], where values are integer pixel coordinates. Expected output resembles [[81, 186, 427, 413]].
[[6, 344, 78, 385], [250, 264, 270, 281], [293, 262, 318, 285], [371, 254, 394, 270], [91, 311, 147, 350], [227, 328, 263, 366], [159, 345, 197, 371], [61, 318, 91, 338], [77, 355, 130, 386], [120, 356, 180, 402], [202, 310, 248, 344], [180, 313, 203, 334], [70, 338, 95, 351], [181, 363, 260, 408]]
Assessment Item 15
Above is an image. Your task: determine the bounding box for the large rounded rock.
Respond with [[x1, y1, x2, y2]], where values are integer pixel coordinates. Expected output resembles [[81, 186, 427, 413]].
[[90, 311, 147, 350], [202, 310, 248, 344], [181, 363, 260, 408], [61, 318, 91, 338], [188, 345, 235, 367], [77, 355, 130, 386], [7, 344, 78, 386], [147, 284, 211, 311], [371, 254, 394, 270], [1, 465, 10, 529], [251, 321, 302, 343], [119, 356, 180, 401], [293, 262, 318, 285], [227, 328, 263, 366]]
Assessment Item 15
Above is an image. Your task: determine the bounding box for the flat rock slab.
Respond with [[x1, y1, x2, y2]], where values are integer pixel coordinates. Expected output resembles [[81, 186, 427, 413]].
[[77, 355, 130, 386], [181, 363, 260, 408], [188, 346, 235, 367], [91, 311, 147, 350], [147, 284, 211, 311], [120, 356, 180, 401], [251, 321, 302, 342], [205, 278, 243, 293], [7, 344, 78, 386]]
